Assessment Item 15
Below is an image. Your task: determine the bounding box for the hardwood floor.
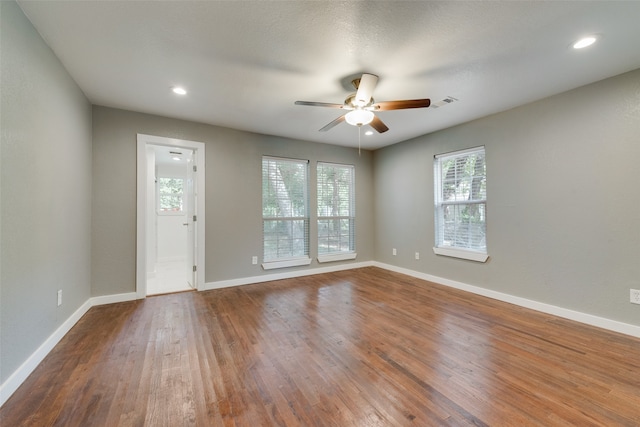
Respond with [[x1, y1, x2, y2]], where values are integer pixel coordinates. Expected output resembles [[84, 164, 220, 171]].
[[1, 267, 639, 426]]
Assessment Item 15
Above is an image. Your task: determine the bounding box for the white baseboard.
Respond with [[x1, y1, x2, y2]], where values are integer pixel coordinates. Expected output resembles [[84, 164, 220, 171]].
[[0, 299, 92, 406], [374, 262, 640, 339], [4, 261, 638, 408], [1, 262, 374, 408], [90, 292, 139, 306], [204, 261, 374, 290], [0, 291, 138, 407]]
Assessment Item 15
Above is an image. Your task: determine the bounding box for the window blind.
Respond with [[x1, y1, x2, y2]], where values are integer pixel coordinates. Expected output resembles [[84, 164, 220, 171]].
[[434, 146, 487, 253], [317, 162, 355, 255], [262, 157, 309, 262]]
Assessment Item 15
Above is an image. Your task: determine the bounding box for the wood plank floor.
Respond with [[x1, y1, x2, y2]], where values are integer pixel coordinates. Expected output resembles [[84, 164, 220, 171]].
[[1, 267, 639, 426]]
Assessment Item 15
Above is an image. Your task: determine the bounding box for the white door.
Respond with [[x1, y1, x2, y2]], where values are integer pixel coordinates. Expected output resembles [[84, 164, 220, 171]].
[[136, 134, 206, 299]]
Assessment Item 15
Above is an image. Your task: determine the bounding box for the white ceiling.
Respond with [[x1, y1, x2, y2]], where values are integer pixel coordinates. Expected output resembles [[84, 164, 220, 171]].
[[17, 1, 640, 150]]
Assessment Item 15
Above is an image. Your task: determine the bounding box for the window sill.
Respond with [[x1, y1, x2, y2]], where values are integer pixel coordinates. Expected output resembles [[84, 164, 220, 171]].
[[317, 252, 357, 263], [433, 247, 489, 263], [262, 257, 312, 270]]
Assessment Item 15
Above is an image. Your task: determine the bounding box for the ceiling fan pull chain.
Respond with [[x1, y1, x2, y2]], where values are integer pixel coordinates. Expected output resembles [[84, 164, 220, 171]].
[[358, 125, 361, 156]]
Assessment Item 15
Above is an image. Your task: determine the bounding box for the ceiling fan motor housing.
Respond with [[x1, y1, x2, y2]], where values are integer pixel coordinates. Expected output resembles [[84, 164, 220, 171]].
[[344, 94, 375, 109]]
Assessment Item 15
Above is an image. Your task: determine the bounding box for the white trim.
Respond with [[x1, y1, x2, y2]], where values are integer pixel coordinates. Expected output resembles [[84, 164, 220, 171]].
[[433, 247, 489, 262], [263, 155, 309, 164], [261, 257, 312, 270], [136, 134, 206, 298], [316, 160, 356, 168], [4, 261, 639, 408], [0, 291, 139, 407], [434, 146, 487, 256], [434, 145, 485, 159], [317, 252, 357, 263], [374, 262, 640, 339], [90, 292, 138, 306], [207, 261, 374, 290], [0, 299, 91, 406]]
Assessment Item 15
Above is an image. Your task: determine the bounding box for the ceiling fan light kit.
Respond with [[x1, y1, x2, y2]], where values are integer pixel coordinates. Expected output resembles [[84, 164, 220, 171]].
[[345, 109, 374, 126], [295, 73, 431, 134]]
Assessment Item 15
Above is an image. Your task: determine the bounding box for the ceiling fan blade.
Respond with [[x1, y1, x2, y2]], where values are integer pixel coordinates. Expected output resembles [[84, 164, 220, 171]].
[[374, 99, 431, 111], [369, 115, 389, 133], [295, 101, 344, 109], [355, 73, 378, 106], [319, 115, 346, 132]]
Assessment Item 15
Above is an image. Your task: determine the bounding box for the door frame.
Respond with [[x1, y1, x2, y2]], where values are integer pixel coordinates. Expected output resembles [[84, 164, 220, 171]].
[[136, 133, 206, 298]]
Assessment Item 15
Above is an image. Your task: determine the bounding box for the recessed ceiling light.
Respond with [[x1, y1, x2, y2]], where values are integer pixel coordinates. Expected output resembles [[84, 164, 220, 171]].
[[172, 86, 187, 95], [365, 130, 374, 136], [172, 156, 181, 161], [573, 36, 597, 49]]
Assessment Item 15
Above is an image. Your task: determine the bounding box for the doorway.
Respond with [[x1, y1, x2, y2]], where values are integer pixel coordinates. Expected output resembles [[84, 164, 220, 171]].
[[149, 146, 192, 295], [136, 134, 205, 298]]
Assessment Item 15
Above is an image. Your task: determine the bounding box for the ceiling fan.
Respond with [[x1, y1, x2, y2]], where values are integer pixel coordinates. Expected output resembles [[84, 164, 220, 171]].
[[295, 73, 430, 133]]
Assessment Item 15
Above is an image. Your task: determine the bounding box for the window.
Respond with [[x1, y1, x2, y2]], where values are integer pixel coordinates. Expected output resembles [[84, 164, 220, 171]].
[[262, 157, 311, 269], [157, 177, 184, 213], [434, 146, 488, 262], [317, 162, 356, 262]]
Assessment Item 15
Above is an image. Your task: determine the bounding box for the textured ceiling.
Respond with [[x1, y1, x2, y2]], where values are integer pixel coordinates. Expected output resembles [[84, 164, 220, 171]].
[[17, 1, 640, 150]]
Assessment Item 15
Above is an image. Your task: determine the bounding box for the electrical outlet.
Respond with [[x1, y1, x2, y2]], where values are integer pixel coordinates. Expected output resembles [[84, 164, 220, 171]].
[[415, 252, 420, 260], [631, 289, 640, 305], [252, 256, 258, 265], [57, 290, 62, 307], [392, 248, 397, 256]]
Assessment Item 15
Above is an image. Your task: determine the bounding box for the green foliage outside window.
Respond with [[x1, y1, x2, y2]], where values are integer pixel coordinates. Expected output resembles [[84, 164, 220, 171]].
[[317, 163, 355, 255], [436, 148, 487, 251], [262, 158, 309, 261], [158, 177, 184, 212]]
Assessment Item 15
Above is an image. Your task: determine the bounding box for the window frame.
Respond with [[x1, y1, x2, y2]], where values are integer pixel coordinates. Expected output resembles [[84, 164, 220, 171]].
[[261, 156, 311, 269], [316, 162, 357, 263], [433, 146, 489, 262], [156, 176, 185, 216]]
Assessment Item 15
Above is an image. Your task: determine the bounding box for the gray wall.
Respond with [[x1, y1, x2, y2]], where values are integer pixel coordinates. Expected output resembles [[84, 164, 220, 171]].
[[92, 107, 374, 296], [1, 1, 93, 383], [3, 0, 639, 396], [374, 68, 640, 326]]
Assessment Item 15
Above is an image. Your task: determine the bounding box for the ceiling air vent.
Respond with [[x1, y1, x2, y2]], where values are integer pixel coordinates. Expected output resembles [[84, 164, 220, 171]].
[[431, 96, 458, 108]]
